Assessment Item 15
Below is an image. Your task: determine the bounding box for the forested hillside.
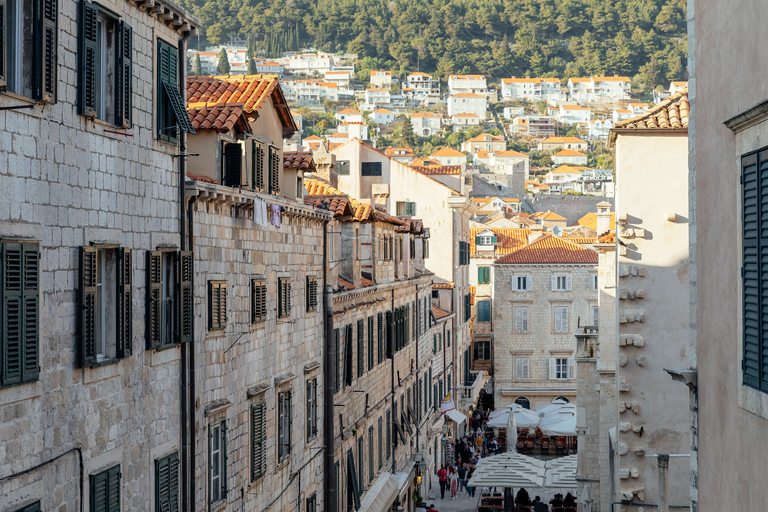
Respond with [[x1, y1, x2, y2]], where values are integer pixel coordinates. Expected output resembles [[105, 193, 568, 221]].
[[180, 0, 687, 88]]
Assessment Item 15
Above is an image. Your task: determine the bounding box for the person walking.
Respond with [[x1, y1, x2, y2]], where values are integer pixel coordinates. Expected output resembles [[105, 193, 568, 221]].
[[457, 462, 468, 496], [437, 465, 447, 499], [449, 467, 459, 500]]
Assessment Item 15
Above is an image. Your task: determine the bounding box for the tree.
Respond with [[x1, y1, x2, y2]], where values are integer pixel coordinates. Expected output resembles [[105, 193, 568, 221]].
[[217, 48, 230, 75], [192, 52, 202, 75]]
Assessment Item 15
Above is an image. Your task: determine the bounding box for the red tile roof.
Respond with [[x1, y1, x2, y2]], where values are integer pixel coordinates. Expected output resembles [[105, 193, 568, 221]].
[[612, 89, 689, 132], [494, 235, 598, 264], [186, 172, 219, 185], [431, 148, 466, 157], [412, 165, 462, 176], [303, 195, 353, 216], [432, 282, 454, 289], [187, 105, 248, 133], [304, 178, 405, 225], [283, 151, 315, 170], [469, 228, 531, 256]]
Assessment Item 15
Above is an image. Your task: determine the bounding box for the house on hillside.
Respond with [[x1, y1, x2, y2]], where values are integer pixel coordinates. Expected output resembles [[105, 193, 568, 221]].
[[510, 116, 558, 138], [449, 75, 489, 96], [452, 113, 482, 129], [553, 149, 588, 166], [410, 112, 442, 137], [370, 70, 392, 89], [448, 93, 488, 118], [370, 107, 396, 124], [462, 133, 507, 154], [538, 136, 588, 152], [588, 119, 614, 140], [558, 104, 592, 125], [335, 108, 364, 123], [501, 77, 562, 103], [431, 148, 468, 170], [568, 76, 631, 102], [365, 88, 391, 106], [384, 147, 415, 163]]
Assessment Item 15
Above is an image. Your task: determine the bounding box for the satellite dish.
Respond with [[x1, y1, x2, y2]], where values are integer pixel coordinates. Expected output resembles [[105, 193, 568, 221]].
[[552, 226, 563, 237]]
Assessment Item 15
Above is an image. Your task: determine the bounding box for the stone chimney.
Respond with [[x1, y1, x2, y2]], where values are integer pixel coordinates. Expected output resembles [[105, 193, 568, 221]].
[[312, 145, 338, 188], [596, 201, 612, 237]]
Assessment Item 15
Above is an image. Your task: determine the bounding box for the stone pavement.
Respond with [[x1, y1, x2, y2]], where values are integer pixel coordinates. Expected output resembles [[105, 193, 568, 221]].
[[420, 476, 480, 512]]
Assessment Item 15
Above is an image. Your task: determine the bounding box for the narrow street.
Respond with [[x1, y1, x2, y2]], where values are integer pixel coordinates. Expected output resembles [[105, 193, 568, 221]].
[[424, 476, 479, 512]]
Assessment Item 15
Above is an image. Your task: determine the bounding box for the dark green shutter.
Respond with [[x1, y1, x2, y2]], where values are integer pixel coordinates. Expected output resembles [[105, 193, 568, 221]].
[[367, 316, 374, 370], [221, 420, 228, 499], [116, 248, 131, 358], [475, 235, 481, 245], [345, 326, 353, 386], [377, 312, 383, 363], [1, 243, 22, 385], [18, 502, 41, 512], [222, 142, 242, 187], [38, 0, 58, 103], [91, 465, 120, 512], [179, 252, 193, 343], [252, 142, 265, 191], [368, 427, 374, 481], [155, 453, 179, 512], [21, 244, 40, 382], [147, 251, 161, 349], [116, 21, 132, 128], [347, 449, 361, 511], [385, 311, 393, 358], [80, 247, 97, 366], [490, 235, 498, 244], [78, 0, 97, 116], [357, 319, 364, 378], [159, 40, 194, 135], [268, 146, 280, 195], [333, 460, 340, 512], [0, 0, 6, 89], [334, 328, 340, 392], [251, 402, 265, 481], [743, 152, 763, 390]]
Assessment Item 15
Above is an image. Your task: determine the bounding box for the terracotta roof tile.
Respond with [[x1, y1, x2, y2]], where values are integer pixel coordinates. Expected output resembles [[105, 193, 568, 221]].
[[432, 305, 451, 320], [554, 149, 587, 157], [494, 234, 598, 264], [431, 148, 466, 157], [338, 277, 355, 290], [465, 133, 505, 143], [186, 172, 219, 184], [470, 228, 531, 256], [432, 282, 454, 289], [187, 105, 248, 133], [283, 151, 315, 170], [361, 275, 375, 287], [304, 178, 404, 225], [412, 165, 462, 175], [612, 89, 689, 132], [563, 237, 597, 245], [541, 136, 587, 144], [303, 195, 352, 216], [574, 212, 616, 232]]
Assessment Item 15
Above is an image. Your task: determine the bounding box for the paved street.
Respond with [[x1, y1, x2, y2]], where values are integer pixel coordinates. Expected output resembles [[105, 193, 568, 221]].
[[421, 476, 480, 512]]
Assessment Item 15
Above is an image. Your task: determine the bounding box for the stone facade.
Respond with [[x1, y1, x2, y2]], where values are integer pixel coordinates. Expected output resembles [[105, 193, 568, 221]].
[[0, 0, 199, 510]]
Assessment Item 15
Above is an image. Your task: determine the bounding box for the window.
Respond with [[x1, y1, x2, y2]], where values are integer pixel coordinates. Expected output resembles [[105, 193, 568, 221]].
[[347, 449, 361, 510], [278, 391, 292, 461], [268, 145, 280, 195], [251, 140, 266, 191], [278, 277, 291, 318], [155, 453, 179, 512], [1, 242, 40, 386], [221, 142, 243, 187], [251, 278, 267, 323], [368, 426, 374, 482], [514, 306, 529, 333], [458, 241, 469, 265], [90, 465, 120, 512], [357, 436, 365, 489], [147, 251, 193, 349], [357, 319, 364, 378], [549, 357, 575, 380], [306, 379, 317, 440], [361, 161, 382, 176], [3, 0, 57, 102], [515, 357, 529, 380], [80, 247, 132, 366], [156, 39, 194, 143], [477, 299, 491, 322], [333, 461, 340, 512], [592, 305, 599, 327], [512, 275, 530, 291], [207, 281, 227, 331], [208, 421, 227, 506], [474, 340, 490, 360], [477, 266, 490, 284], [367, 316, 374, 370], [591, 273, 598, 290], [396, 201, 416, 216], [306, 275, 318, 312], [377, 416, 383, 470], [464, 293, 471, 322], [743, 149, 768, 392], [333, 328, 340, 393], [478, 235, 495, 245], [12, 502, 40, 512], [377, 312, 384, 364], [251, 401, 266, 481], [552, 274, 572, 291], [553, 306, 569, 333], [344, 325, 353, 386], [446, 331, 450, 348], [385, 409, 391, 460], [337, 160, 350, 175], [306, 494, 317, 512]]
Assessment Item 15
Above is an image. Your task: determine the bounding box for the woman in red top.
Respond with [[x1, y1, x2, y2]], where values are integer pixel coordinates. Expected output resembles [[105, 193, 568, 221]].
[[437, 466, 448, 499]]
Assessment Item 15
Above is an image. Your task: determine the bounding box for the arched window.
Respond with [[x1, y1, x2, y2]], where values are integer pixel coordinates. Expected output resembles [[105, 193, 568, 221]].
[[555, 396, 570, 403], [515, 397, 531, 409]]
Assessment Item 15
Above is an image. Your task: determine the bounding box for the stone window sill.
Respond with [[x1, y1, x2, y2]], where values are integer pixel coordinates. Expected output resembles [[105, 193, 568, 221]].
[[738, 384, 768, 420]]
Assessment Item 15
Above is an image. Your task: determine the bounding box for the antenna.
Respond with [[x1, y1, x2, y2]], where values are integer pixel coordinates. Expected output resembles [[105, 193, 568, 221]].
[[552, 226, 563, 237]]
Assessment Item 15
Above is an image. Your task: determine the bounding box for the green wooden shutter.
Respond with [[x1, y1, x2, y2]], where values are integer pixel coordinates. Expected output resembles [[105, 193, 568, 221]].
[[333, 460, 340, 512], [91, 469, 108, 512], [159, 40, 195, 135], [38, 0, 58, 103], [222, 142, 242, 187], [367, 316, 374, 370], [477, 266, 484, 283], [0, 0, 6, 90], [147, 251, 161, 349], [357, 319, 364, 378], [78, 0, 98, 116], [179, 252, 193, 343], [252, 142, 265, 191], [490, 235, 498, 244], [155, 455, 170, 512], [334, 328, 340, 392], [2, 243, 22, 385], [18, 502, 41, 512], [218, 283, 227, 330], [21, 243, 40, 382], [377, 312, 383, 363], [385, 311, 393, 358], [116, 248, 132, 358], [107, 464, 120, 511], [221, 420, 228, 499], [475, 235, 481, 245], [116, 21, 132, 128], [345, 326, 353, 386], [251, 402, 265, 481], [80, 247, 97, 367], [268, 146, 280, 195], [347, 449, 361, 510], [743, 152, 764, 390]]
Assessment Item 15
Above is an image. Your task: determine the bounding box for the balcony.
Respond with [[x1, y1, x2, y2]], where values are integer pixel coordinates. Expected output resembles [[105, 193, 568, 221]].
[[575, 326, 599, 359], [458, 370, 489, 409]]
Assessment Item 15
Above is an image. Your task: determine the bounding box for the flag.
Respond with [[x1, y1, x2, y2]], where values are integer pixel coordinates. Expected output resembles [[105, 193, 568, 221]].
[[440, 393, 455, 413]]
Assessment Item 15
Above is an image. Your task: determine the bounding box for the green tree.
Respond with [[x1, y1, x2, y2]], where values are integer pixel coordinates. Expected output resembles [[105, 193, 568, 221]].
[[247, 50, 258, 75], [192, 52, 202, 75], [217, 48, 231, 75]]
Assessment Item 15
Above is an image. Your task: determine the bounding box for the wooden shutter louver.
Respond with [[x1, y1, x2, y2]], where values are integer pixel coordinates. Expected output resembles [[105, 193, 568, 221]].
[[252, 141, 265, 191], [91, 465, 120, 512], [223, 142, 242, 187], [251, 402, 266, 481], [268, 146, 280, 195], [306, 275, 317, 312], [334, 328, 340, 392], [385, 311, 393, 359], [251, 279, 266, 323], [156, 453, 179, 512], [347, 450, 361, 510], [78, 0, 98, 116], [39, 0, 58, 103], [377, 312, 383, 364], [116, 21, 132, 127], [80, 247, 97, 366], [179, 252, 193, 343], [1, 243, 22, 385], [357, 319, 364, 378], [116, 248, 132, 357], [147, 251, 161, 348], [333, 461, 340, 512], [345, 326, 353, 386], [21, 244, 40, 381], [367, 316, 374, 370]]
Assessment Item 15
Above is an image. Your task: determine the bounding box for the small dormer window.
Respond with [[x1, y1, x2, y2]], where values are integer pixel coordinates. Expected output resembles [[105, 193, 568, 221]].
[[479, 235, 495, 245]]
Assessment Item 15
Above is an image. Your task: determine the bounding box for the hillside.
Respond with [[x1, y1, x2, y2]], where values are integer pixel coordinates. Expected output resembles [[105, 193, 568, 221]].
[[179, 0, 687, 89]]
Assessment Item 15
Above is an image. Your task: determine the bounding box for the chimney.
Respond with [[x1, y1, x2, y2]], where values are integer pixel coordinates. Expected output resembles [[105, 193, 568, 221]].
[[311, 145, 338, 188], [596, 201, 612, 236]]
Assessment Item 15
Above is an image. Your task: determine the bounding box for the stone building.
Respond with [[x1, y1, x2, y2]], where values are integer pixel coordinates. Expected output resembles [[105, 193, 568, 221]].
[[0, 0, 200, 510], [184, 75, 331, 512], [492, 235, 598, 410]]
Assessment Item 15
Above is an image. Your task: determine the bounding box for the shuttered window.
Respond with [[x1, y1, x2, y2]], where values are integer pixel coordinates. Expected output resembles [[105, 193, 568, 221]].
[[155, 453, 179, 512], [512, 274, 531, 291], [278, 277, 291, 318], [306, 494, 317, 512], [377, 417, 383, 469], [385, 311, 393, 359], [251, 278, 267, 323], [385, 409, 391, 460], [357, 436, 365, 491], [514, 306, 529, 333], [268, 146, 280, 195], [207, 281, 227, 330], [347, 450, 361, 511], [222, 142, 243, 187], [515, 357, 530, 380], [13, 502, 41, 512], [251, 140, 266, 192], [474, 340, 491, 360], [277, 391, 291, 461], [1, 242, 40, 387], [333, 327, 340, 393], [356, 319, 364, 378], [333, 461, 340, 512], [306, 275, 318, 312], [396, 202, 416, 216], [553, 306, 569, 333], [367, 316, 374, 370], [80, 247, 132, 367], [2, 0, 57, 101], [344, 325, 353, 386], [377, 312, 384, 364], [361, 162, 382, 176], [147, 251, 192, 350], [90, 465, 120, 512], [306, 378, 318, 440], [157, 39, 194, 143], [477, 266, 490, 284], [742, 150, 768, 392], [552, 274, 572, 291], [477, 299, 491, 322], [208, 421, 227, 506], [368, 426, 374, 482], [251, 401, 266, 481]]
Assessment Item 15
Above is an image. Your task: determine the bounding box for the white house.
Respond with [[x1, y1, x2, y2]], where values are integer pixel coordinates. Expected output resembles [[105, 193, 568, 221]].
[[384, 148, 415, 163], [282, 80, 339, 102], [370, 108, 396, 124], [503, 106, 526, 119], [338, 122, 369, 140], [324, 70, 352, 86], [538, 136, 588, 152], [410, 112, 442, 137], [627, 102, 650, 114], [461, 133, 507, 154], [587, 119, 613, 140], [328, 131, 351, 145], [669, 81, 688, 95], [612, 109, 635, 123], [543, 165, 590, 193], [430, 148, 468, 170], [449, 74, 488, 95], [552, 149, 588, 165], [510, 116, 557, 138], [370, 70, 392, 89], [567, 76, 631, 102], [365, 88, 391, 106], [335, 108, 364, 123], [451, 113, 482, 129], [448, 93, 487, 118], [500, 77, 561, 102], [287, 53, 335, 74], [406, 72, 435, 93], [558, 104, 592, 125]]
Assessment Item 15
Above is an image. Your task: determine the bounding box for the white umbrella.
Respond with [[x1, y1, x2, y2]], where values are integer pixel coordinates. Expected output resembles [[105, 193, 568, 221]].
[[535, 398, 572, 415], [541, 415, 577, 436], [544, 455, 579, 488], [467, 452, 546, 488], [487, 407, 541, 429]]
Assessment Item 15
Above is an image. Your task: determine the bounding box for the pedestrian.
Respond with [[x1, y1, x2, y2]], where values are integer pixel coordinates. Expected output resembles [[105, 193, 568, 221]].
[[449, 467, 459, 499], [437, 465, 447, 499], [467, 462, 476, 497], [533, 496, 548, 512], [457, 462, 468, 495], [427, 505, 438, 512]]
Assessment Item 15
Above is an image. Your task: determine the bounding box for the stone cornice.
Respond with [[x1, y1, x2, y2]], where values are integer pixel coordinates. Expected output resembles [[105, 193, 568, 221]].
[[128, 0, 201, 34]]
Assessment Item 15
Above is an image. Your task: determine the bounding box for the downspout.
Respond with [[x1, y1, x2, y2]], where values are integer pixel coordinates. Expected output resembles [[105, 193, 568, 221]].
[[323, 220, 335, 512], [178, 29, 192, 512], [391, 287, 396, 474]]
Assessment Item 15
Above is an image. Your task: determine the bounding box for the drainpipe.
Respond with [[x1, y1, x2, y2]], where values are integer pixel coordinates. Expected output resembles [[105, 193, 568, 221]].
[[391, 287, 396, 475], [658, 454, 670, 512], [323, 220, 335, 512]]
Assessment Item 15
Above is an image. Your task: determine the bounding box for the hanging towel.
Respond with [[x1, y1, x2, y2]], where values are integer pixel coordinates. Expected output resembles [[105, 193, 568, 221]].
[[270, 202, 282, 228], [253, 198, 268, 227]]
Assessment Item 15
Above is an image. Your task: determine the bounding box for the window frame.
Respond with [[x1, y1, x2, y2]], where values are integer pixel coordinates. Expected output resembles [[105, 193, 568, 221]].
[[306, 378, 318, 441], [147, 250, 193, 350], [251, 278, 267, 323], [477, 299, 491, 322], [207, 280, 227, 331], [155, 452, 179, 512], [553, 305, 569, 333], [552, 273, 572, 291], [514, 305, 529, 333], [278, 277, 291, 319], [277, 390, 292, 462], [474, 340, 491, 360], [515, 357, 530, 380], [90, 465, 121, 512], [251, 401, 267, 481], [208, 420, 227, 507], [361, 161, 382, 176], [156, 38, 194, 144], [512, 274, 531, 291], [306, 275, 318, 313]]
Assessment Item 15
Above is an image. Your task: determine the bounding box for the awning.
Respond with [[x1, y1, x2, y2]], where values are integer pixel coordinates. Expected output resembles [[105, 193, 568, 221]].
[[445, 409, 467, 425], [358, 472, 399, 512], [431, 417, 445, 432], [392, 460, 417, 494]]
